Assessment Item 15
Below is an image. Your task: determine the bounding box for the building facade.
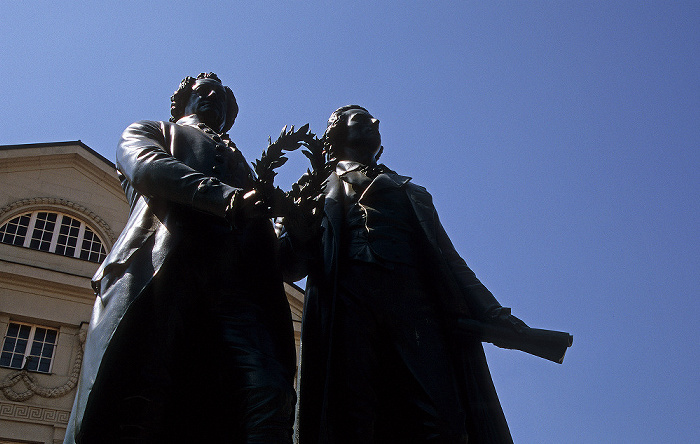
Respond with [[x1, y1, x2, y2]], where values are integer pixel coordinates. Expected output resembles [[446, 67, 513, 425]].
[[0, 142, 303, 443]]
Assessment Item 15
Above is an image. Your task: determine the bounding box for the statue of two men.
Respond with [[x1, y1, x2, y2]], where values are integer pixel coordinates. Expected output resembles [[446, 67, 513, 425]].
[[66, 74, 561, 443]]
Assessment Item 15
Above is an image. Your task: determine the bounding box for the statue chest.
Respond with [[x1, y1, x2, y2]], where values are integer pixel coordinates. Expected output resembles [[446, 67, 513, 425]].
[[171, 125, 254, 189]]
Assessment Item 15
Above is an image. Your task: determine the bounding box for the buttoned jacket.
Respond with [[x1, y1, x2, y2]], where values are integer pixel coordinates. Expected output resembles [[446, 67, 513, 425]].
[[302, 163, 501, 316]]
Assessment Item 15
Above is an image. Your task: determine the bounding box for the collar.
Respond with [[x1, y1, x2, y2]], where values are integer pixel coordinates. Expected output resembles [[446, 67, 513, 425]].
[[335, 160, 412, 189], [176, 115, 222, 135], [175, 115, 241, 156], [336, 160, 364, 176]]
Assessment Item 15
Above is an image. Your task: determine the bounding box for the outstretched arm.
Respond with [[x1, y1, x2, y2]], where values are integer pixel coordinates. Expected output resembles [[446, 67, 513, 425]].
[[433, 208, 528, 331]]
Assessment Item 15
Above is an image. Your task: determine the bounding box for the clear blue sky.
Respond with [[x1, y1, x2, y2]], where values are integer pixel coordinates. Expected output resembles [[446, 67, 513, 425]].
[[1, 2, 697, 442]]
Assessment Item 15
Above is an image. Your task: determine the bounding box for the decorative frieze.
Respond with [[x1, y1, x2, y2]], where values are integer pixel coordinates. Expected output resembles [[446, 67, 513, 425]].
[[0, 400, 71, 425]]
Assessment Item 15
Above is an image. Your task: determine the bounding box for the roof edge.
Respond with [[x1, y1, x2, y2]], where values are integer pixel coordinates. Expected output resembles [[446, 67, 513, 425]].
[[0, 140, 115, 169]]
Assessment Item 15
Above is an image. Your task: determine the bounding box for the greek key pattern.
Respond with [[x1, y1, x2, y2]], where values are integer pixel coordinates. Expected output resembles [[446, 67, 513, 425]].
[[0, 400, 71, 425]]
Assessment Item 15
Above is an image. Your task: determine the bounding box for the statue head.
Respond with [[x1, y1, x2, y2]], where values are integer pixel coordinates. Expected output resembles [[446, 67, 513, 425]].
[[170, 73, 238, 134], [324, 105, 382, 164]]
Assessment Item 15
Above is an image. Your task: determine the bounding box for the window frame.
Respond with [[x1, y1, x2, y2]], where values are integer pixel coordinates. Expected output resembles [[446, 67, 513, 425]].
[[0, 210, 107, 263], [0, 321, 59, 374]]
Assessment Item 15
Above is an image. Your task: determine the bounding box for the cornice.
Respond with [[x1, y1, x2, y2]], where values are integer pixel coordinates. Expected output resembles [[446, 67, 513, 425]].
[[0, 140, 115, 169]]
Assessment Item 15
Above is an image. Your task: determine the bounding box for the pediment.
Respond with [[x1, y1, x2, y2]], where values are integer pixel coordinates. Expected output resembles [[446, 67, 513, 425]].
[[0, 142, 123, 197], [0, 142, 129, 244]]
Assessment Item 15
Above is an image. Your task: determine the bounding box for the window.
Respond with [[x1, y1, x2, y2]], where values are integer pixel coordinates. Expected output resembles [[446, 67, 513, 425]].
[[1, 322, 58, 373], [0, 211, 106, 263]]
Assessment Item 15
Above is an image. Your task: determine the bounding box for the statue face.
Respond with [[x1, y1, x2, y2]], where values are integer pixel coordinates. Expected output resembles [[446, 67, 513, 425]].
[[183, 78, 229, 132], [340, 108, 381, 160]]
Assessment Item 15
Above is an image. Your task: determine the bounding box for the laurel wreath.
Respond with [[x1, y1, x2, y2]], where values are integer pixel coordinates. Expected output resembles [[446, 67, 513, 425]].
[[252, 124, 331, 216]]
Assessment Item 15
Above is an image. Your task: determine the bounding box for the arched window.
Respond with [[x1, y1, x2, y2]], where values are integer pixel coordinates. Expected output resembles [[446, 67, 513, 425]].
[[0, 210, 107, 263]]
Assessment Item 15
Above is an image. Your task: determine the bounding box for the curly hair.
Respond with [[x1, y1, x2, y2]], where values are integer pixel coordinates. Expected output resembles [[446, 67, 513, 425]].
[[170, 72, 239, 133], [323, 105, 382, 162]]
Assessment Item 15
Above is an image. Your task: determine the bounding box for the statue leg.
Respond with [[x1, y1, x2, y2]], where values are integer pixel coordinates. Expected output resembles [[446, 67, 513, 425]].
[[215, 310, 296, 444], [325, 285, 382, 443], [329, 262, 468, 443]]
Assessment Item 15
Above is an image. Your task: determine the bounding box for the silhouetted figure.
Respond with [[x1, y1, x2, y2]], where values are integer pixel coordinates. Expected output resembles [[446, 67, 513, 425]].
[[65, 73, 296, 443], [284, 105, 527, 443]]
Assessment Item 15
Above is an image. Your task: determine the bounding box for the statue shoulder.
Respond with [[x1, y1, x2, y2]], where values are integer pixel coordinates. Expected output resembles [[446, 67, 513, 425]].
[[122, 119, 169, 135], [405, 180, 431, 197], [404, 181, 437, 214]]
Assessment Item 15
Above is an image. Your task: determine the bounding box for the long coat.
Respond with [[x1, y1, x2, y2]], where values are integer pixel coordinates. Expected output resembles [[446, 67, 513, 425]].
[[294, 168, 513, 444], [64, 118, 296, 443]]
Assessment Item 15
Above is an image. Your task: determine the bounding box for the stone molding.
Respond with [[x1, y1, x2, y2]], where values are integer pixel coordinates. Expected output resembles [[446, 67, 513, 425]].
[[0, 197, 117, 244], [0, 400, 71, 425]]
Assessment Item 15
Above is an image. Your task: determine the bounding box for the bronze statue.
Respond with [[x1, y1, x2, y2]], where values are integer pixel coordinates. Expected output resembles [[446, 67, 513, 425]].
[[281, 105, 556, 443], [64, 73, 297, 443]]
